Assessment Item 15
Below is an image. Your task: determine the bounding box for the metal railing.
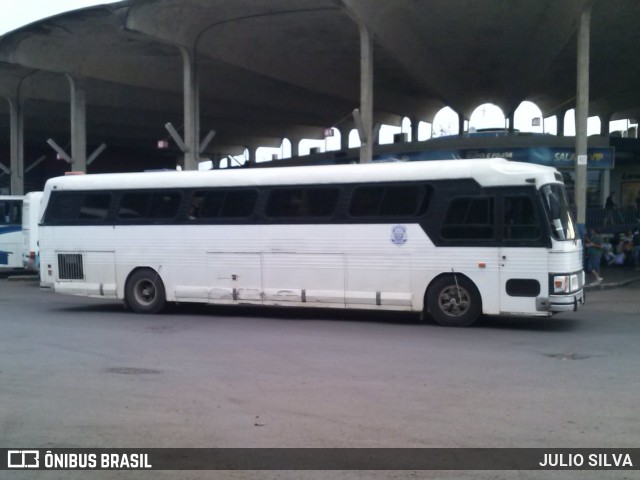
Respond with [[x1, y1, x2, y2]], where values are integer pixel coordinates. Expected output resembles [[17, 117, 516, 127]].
[[586, 206, 640, 231]]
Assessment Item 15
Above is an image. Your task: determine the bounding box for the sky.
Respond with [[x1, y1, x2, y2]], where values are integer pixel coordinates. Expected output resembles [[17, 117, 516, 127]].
[[0, 0, 119, 36]]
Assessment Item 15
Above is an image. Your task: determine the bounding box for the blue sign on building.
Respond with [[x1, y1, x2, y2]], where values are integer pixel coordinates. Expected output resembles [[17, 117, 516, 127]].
[[375, 146, 615, 169]]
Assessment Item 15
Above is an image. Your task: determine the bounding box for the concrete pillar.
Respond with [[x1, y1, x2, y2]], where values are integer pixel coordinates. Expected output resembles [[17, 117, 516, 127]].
[[290, 139, 300, 158], [357, 20, 373, 163], [66, 75, 87, 173], [338, 127, 350, 151], [248, 146, 258, 166], [507, 112, 515, 132], [409, 118, 419, 142], [600, 114, 611, 136], [8, 95, 24, 195], [557, 111, 566, 136], [181, 47, 200, 171], [458, 114, 465, 135], [574, 6, 590, 233]]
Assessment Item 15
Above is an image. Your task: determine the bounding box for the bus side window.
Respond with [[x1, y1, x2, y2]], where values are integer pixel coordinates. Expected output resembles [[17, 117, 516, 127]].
[[194, 189, 257, 220], [79, 193, 111, 220], [379, 185, 431, 216], [266, 187, 338, 218], [47, 194, 82, 222], [306, 188, 339, 217], [117, 192, 150, 219], [349, 187, 384, 217], [441, 197, 494, 240], [220, 189, 257, 218], [503, 196, 540, 240], [148, 192, 182, 219], [187, 193, 205, 219], [349, 184, 432, 218], [198, 191, 224, 219]]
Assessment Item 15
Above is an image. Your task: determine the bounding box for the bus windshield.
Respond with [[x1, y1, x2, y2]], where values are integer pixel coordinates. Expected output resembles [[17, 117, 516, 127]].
[[541, 184, 576, 241]]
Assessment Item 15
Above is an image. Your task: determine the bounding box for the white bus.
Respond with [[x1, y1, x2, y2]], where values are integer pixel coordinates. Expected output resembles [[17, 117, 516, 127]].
[[0, 193, 43, 272], [0, 195, 24, 269], [22, 191, 44, 271], [38, 158, 584, 326]]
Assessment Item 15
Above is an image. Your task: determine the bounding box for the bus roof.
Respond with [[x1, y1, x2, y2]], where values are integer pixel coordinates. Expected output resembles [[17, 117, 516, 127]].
[[43, 158, 561, 193]]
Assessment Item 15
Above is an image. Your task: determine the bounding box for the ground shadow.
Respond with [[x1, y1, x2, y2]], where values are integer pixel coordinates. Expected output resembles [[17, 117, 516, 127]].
[[54, 299, 580, 332]]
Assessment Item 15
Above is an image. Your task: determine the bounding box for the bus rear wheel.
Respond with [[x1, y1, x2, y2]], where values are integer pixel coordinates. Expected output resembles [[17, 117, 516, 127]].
[[125, 268, 166, 314], [427, 275, 481, 327]]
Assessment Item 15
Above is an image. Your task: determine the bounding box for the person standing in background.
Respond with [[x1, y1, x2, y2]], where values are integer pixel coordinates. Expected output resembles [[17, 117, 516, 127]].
[[585, 228, 604, 284], [604, 191, 617, 225]]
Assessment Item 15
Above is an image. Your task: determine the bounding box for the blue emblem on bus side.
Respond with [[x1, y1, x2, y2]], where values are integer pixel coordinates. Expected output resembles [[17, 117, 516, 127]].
[[391, 225, 407, 245]]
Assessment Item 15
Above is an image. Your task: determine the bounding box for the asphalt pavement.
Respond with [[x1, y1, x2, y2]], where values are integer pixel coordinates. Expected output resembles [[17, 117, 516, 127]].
[[584, 265, 640, 290], [2, 270, 640, 480]]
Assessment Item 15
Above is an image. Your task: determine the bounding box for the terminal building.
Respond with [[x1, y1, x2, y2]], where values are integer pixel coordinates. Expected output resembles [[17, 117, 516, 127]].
[[1, 0, 640, 229]]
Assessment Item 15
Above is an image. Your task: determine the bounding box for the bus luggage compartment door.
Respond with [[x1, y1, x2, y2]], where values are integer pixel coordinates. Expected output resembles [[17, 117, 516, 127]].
[[262, 253, 345, 306], [207, 252, 262, 303], [499, 247, 547, 315]]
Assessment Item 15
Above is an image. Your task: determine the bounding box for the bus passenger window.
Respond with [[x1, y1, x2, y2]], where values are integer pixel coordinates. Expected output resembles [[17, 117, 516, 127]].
[[503, 196, 540, 240], [350, 184, 432, 217], [380, 185, 431, 216], [442, 197, 494, 240], [46, 193, 111, 223], [305, 188, 339, 217], [79, 194, 111, 220], [266, 187, 338, 218], [47, 194, 82, 222], [349, 187, 384, 216], [148, 192, 182, 219], [195, 190, 257, 219], [187, 194, 203, 220], [117, 192, 151, 219], [198, 191, 224, 218], [220, 190, 257, 218]]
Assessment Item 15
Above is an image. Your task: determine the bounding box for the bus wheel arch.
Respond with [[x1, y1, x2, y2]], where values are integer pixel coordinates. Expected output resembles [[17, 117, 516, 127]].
[[425, 273, 482, 327], [124, 267, 166, 314]]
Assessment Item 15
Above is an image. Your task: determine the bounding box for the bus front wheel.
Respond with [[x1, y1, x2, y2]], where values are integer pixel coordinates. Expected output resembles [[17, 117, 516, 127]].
[[427, 275, 481, 327], [125, 268, 166, 314]]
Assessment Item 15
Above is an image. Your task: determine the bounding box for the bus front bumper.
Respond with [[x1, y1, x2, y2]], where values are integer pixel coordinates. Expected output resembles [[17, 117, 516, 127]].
[[536, 290, 585, 313]]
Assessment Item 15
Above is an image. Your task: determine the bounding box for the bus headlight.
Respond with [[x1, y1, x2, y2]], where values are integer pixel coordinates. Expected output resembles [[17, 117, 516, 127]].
[[553, 274, 579, 293], [553, 275, 568, 293]]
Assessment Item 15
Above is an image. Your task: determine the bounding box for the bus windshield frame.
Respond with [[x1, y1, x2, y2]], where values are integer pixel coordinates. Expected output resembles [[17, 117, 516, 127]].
[[541, 183, 576, 241]]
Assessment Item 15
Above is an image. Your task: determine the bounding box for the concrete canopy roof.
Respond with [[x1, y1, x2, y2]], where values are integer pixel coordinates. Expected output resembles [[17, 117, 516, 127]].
[[1, 0, 640, 158]]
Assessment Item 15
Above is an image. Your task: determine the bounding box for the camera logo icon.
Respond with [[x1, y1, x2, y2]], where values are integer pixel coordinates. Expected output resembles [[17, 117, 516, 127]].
[[7, 450, 40, 468]]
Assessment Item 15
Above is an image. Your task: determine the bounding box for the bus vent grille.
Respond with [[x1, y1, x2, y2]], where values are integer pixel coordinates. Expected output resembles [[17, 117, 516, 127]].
[[58, 253, 84, 280]]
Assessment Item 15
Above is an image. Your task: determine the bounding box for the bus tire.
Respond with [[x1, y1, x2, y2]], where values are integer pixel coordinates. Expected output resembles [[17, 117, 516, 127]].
[[426, 275, 481, 327], [125, 268, 166, 314]]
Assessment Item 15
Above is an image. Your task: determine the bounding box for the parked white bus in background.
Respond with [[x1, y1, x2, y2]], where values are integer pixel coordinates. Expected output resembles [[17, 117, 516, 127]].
[[22, 191, 44, 271], [0, 195, 24, 269], [0, 193, 43, 272], [38, 158, 584, 326]]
